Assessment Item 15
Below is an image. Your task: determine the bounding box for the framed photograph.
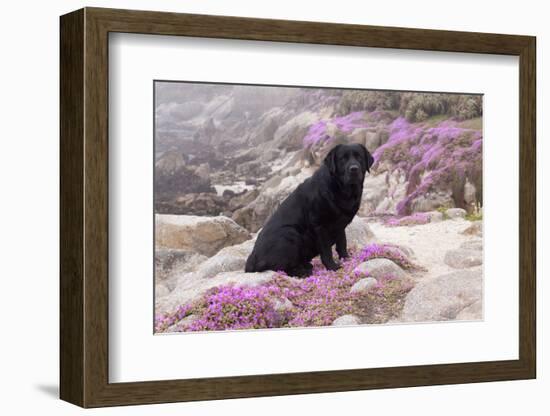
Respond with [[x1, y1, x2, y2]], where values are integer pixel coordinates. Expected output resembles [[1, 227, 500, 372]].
[[60, 7, 536, 408]]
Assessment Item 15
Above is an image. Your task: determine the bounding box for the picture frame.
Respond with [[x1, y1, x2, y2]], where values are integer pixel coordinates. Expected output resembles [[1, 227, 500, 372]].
[[60, 7, 536, 408]]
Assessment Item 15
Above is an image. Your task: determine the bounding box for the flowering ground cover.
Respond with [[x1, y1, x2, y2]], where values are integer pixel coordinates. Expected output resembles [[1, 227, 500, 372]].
[[373, 117, 482, 215], [155, 243, 416, 333]]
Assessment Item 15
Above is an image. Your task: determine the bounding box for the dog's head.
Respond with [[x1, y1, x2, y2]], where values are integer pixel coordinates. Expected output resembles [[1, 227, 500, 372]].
[[324, 143, 374, 185]]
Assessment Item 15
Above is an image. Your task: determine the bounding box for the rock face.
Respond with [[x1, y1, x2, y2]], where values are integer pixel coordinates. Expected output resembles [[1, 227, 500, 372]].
[[155, 215, 251, 257], [354, 258, 406, 280], [400, 268, 482, 322], [156, 270, 277, 315], [444, 248, 483, 269], [332, 314, 361, 326], [350, 277, 378, 294]]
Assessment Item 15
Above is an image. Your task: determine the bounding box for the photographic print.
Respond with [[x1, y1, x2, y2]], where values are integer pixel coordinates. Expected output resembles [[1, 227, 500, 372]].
[[154, 81, 483, 334]]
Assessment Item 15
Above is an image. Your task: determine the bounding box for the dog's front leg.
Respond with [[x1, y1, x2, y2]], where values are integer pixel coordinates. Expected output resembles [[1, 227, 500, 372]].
[[315, 226, 340, 271], [335, 230, 349, 260]]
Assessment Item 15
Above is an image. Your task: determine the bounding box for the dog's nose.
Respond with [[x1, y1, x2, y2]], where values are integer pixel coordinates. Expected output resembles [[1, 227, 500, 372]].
[[349, 165, 360, 174]]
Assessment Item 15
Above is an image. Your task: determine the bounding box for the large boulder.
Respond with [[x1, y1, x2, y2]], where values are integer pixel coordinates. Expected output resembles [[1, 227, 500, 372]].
[[444, 248, 483, 269], [156, 270, 277, 315], [155, 214, 251, 257], [400, 268, 482, 322]]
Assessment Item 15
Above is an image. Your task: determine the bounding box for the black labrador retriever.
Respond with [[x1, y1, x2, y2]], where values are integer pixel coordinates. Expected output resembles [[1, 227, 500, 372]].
[[245, 143, 374, 277]]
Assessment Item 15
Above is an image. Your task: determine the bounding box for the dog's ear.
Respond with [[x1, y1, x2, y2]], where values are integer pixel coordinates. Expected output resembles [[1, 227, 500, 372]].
[[324, 144, 341, 175], [362, 145, 374, 173]]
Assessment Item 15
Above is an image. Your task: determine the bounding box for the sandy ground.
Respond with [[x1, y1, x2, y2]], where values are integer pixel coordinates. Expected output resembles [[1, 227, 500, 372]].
[[369, 218, 482, 281]]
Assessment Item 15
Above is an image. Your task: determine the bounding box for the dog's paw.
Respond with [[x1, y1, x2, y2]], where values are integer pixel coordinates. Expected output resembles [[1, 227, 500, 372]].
[[338, 251, 350, 260], [325, 261, 341, 271]]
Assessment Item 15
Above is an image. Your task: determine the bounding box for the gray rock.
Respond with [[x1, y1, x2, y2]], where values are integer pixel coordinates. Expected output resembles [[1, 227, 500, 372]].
[[354, 258, 406, 280], [155, 248, 207, 281], [189, 237, 256, 280], [464, 181, 477, 206], [359, 174, 389, 216], [273, 297, 294, 312], [400, 268, 482, 322], [350, 277, 378, 293], [446, 208, 467, 219], [456, 300, 483, 321], [332, 314, 361, 326], [444, 248, 483, 269], [461, 221, 482, 237], [410, 191, 454, 213], [382, 243, 415, 259], [460, 240, 483, 251], [165, 314, 199, 333], [155, 214, 251, 257], [345, 217, 377, 249], [155, 283, 170, 298], [426, 211, 444, 223], [232, 168, 315, 232], [195, 254, 247, 280]]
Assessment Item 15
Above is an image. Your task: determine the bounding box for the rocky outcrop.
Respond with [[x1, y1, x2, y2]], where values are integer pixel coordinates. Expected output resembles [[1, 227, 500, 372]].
[[155, 215, 251, 257]]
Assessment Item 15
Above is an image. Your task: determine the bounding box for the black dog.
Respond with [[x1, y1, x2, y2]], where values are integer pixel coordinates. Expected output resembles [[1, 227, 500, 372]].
[[245, 143, 374, 277]]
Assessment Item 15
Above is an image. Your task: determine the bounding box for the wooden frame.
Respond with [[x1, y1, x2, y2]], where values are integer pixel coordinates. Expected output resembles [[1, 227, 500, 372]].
[[60, 7, 536, 408]]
